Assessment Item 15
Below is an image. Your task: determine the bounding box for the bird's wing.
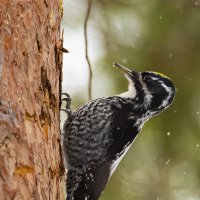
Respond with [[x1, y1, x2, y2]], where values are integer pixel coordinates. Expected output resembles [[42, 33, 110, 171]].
[[63, 98, 114, 169], [63, 97, 139, 200]]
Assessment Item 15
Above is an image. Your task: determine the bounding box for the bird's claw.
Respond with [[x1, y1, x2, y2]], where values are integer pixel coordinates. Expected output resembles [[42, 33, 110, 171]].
[[61, 93, 73, 119]]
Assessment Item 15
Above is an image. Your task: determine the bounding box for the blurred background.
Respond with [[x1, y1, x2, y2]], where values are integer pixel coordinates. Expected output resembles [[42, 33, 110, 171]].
[[61, 0, 200, 199]]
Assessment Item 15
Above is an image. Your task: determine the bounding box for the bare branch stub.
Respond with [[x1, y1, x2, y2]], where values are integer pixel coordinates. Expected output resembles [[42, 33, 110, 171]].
[[84, 0, 93, 101]]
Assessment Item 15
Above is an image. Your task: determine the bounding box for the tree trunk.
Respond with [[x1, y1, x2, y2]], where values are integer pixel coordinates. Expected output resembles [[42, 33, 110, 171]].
[[0, 0, 64, 199]]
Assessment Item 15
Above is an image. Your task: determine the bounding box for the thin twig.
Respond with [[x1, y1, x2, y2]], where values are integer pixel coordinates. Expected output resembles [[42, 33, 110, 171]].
[[84, 0, 93, 101]]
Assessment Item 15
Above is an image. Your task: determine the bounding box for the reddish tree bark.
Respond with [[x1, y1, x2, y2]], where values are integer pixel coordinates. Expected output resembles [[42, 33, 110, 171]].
[[0, 0, 64, 199]]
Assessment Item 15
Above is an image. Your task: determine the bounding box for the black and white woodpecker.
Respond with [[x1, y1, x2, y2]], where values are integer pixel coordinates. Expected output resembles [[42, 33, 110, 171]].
[[62, 62, 175, 200]]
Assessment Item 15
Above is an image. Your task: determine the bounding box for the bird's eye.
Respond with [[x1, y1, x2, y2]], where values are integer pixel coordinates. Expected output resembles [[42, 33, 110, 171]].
[[144, 75, 151, 81]]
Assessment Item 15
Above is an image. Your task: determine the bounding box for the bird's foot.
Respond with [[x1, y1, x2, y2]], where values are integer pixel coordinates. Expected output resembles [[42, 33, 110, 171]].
[[61, 93, 73, 119]]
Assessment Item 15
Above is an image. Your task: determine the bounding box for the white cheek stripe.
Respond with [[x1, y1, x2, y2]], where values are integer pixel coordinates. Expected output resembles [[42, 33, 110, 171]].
[[139, 76, 152, 107], [158, 83, 173, 109]]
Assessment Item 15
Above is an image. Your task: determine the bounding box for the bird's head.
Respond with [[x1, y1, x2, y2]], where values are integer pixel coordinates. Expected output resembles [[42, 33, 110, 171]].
[[113, 62, 175, 114]]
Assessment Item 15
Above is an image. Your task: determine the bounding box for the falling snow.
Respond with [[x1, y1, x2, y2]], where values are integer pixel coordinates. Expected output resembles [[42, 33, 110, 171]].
[[136, 33, 140, 37], [165, 159, 170, 165], [195, 144, 199, 150], [167, 132, 171, 136]]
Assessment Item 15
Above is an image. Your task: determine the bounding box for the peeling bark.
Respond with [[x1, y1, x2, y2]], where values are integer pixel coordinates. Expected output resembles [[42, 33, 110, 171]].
[[0, 0, 64, 199]]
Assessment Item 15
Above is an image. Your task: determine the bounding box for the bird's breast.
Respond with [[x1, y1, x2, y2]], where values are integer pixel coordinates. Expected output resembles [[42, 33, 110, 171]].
[[109, 141, 132, 177]]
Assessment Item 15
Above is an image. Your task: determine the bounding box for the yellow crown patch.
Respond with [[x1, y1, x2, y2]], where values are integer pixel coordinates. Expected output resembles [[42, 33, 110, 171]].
[[150, 71, 170, 79]]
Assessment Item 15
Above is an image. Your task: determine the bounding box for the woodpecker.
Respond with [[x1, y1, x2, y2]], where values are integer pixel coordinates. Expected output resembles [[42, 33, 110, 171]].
[[62, 62, 175, 200]]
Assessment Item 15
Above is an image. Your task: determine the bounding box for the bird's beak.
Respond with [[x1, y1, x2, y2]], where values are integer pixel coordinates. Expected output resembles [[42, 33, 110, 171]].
[[113, 62, 138, 77]]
